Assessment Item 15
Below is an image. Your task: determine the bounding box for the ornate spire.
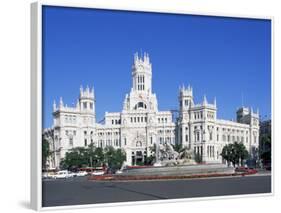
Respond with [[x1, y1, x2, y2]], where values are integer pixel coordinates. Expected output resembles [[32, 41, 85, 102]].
[[53, 100, 56, 111], [80, 85, 83, 96], [91, 86, 95, 96], [203, 95, 208, 105], [59, 97, 63, 108], [86, 85, 90, 95], [134, 52, 139, 62]]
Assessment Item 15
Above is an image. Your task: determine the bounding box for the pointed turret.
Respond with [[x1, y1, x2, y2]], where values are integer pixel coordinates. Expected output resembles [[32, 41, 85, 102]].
[[131, 51, 152, 93], [203, 95, 208, 105], [59, 97, 63, 108], [80, 85, 83, 96], [91, 86, 95, 97], [53, 100, 57, 111]]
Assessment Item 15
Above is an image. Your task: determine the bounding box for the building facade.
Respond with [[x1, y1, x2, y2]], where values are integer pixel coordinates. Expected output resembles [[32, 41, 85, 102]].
[[44, 53, 259, 169]]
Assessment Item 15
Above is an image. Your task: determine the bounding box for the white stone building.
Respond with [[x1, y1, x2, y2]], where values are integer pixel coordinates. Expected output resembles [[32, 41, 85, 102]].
[[43, 53, 259, 169]]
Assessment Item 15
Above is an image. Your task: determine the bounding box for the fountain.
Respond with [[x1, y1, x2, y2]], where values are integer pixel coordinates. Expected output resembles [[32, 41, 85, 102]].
[[118, 142, 235, 178], [154, 142, 195, 167]]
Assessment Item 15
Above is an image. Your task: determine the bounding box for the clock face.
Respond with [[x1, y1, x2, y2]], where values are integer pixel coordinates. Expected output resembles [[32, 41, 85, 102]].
[[138, 64, 144, 70]]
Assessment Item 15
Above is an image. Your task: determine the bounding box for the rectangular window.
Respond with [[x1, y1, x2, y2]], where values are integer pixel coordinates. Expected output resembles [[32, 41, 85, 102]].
[[83, 102, 87, 109], [65, 130, 68, 136], [69, 137, 73, 146], [84, 139, 87, 146], [90, 103, 93, 109]]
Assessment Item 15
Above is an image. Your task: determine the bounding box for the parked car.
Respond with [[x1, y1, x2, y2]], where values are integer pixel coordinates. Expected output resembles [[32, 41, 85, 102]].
[[42, 172, 56, 179], [76, 171, 88, 177], [235, 167, 249, 173], [91, 167, 106, 176], [54, 170, 73, 179], [115, 170, 123, 174]]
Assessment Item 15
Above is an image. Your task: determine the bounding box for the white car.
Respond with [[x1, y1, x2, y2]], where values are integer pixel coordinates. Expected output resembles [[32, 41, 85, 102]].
[[115, 170, 123, 174], [91, 169, 105, 176], [76, 171, 88, 177], [54, 170, 73, 179]]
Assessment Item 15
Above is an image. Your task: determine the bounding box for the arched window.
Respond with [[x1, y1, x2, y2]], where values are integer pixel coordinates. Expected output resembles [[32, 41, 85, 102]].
[[134, 102, 147, 110], [136, 141, 142, 147]]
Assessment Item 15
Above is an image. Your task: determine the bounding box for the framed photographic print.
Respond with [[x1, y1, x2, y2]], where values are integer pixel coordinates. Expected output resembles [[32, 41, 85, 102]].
[[31, 1, 273, 210]]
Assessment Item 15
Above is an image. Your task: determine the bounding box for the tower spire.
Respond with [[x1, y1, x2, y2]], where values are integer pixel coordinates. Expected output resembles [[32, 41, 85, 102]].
[[214, 97, 217, 107], [53, 100, 56, 111], [59, 97, 63, 108], [241, 92, 244, 107], [203, 95, 208, 105]]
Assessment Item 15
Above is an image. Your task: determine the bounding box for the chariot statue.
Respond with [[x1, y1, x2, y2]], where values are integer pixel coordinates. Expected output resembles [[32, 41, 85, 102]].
[[154, 142, 195, 166]]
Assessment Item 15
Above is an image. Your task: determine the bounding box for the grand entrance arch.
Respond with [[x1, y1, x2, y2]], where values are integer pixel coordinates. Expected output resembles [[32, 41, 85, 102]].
[[131, 135, 147, 165]]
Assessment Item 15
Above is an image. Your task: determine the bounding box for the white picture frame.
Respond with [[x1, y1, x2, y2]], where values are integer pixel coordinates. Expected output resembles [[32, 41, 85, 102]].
[[31, 1, 274, 211]]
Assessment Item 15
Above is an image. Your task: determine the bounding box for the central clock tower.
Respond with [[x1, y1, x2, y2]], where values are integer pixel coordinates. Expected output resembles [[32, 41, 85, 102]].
[[132, 52, 152, 93], [122, 52, 158, 112]]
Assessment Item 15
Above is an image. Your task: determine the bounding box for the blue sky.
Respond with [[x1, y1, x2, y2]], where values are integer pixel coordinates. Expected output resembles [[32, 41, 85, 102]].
[[42, 6, 271, 128]]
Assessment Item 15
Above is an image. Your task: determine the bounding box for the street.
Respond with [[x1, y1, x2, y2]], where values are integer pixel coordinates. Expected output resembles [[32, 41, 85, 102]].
[[42, 174, 271, 207]]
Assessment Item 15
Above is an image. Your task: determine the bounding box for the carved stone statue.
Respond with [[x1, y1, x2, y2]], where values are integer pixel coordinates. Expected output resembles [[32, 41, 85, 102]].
[[154, 142, 195, 167]]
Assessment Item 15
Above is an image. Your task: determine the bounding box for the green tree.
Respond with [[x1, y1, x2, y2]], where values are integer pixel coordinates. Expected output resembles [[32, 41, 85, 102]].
[[104, 146, 126, 170], [221, 142, 249, 167], [60, 145, 126, 171], [259, 134, 271, 166], [172, 143, 183, 153], [42, 138, 51, 170], [60, 147, 89, 169], [92, 147, 104, 167], [145, 144, 156, 165]]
